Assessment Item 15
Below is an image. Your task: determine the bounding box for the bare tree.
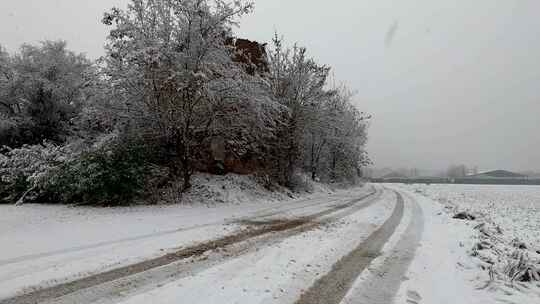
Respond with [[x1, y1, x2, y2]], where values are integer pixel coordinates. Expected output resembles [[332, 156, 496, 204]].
[[447, 164, 467, 178]]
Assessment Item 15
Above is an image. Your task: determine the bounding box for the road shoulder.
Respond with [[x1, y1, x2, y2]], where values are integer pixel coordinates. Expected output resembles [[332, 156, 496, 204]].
[[388, 185, 493, 304]]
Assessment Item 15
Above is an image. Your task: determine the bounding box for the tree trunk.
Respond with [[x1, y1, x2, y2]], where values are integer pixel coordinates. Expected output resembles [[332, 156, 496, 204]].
[[175, 132, 192, 193], [182, 166, 192, 192], [310, 140, 316, 181], [180, 147, 192, 192], [15, 185, 35, 206], [331, 151, 337, 182], [286, 141, 296, 187]]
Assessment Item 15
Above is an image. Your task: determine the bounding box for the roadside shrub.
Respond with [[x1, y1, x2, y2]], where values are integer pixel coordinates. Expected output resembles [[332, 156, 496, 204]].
[[0, 141, 69, 204], [43, 140, 153, 206], [0, 175, 27, 204], [288, 172, 315, 193], [0, 136, 157, 206], [0, 119, 34, 148]]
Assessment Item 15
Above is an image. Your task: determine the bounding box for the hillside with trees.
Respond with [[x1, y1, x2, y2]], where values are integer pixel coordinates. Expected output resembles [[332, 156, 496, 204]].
[[0, 0, 370, 206]]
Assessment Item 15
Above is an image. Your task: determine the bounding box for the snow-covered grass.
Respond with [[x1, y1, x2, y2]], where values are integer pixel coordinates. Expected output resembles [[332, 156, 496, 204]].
[[400, 183, 540, 303], [387, 185, 499, 304], [410, 184, 540, 249], [178, 173, 294, 205]]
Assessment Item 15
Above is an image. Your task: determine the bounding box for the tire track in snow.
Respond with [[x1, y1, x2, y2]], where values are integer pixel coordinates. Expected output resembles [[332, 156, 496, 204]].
[[341, 190, 424, 304], [0, 187, 372, 268], [0, 188, 382, 304], [0, 223, 216, 267], [295, 190, 407, 304]]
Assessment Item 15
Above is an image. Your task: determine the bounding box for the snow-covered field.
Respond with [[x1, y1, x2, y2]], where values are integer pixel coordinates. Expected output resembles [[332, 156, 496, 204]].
[[400, 183, 540, 303], [3, 180, 540, 304], [410, 184, 540, 248]]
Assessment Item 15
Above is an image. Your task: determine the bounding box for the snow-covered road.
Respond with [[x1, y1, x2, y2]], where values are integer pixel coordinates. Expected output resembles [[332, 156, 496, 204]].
[[1, 185, 385, 302], [3, 183, 515, 304]]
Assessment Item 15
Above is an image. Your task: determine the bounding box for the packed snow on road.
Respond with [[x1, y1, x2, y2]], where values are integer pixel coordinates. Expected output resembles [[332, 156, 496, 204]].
[[1, 181, 540, 303]]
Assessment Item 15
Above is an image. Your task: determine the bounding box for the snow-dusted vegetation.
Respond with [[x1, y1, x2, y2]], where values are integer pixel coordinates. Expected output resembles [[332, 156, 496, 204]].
[[0, 0, 369, 206], [407, 184, 540, 298], [3, 1, 540, 303]]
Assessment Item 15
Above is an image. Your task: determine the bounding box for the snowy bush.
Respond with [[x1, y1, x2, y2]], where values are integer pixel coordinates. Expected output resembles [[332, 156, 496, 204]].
[[43, 140, 152, 205], [0, 141, 75, 204], [0, 136, 156, 206], [471, 219, 540, 286]]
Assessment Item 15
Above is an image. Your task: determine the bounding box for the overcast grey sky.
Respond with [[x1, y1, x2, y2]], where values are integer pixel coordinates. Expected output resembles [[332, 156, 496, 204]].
[[1, 0, 539, 172]]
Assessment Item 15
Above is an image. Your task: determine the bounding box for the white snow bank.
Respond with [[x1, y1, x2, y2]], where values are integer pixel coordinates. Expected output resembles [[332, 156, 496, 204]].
[[397, 184, 540, 303], [409, 184, 540, 248], [180, 173, 292, 205]]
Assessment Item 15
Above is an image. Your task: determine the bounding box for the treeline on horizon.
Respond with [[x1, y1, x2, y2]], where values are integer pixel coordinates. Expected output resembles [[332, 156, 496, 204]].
[[0, 0, 370, 206]]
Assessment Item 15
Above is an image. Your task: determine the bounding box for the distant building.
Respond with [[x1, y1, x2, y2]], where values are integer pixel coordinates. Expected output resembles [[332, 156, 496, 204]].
[[381, 171, 408, 179], [469, 170, 527, 179]]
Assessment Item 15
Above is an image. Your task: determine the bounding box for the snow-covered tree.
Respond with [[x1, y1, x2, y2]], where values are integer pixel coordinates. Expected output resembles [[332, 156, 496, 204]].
[[0, 45, 14, 117], [298, 84, 370, 182], [447, 164, 467, 178], [102, 0, 281, 191], [322, 87, 370, 181], [266, 35, 334, 186], [0, 41, 92, 147], [0, 0, 371, 206], [265, 35, 370, 185]]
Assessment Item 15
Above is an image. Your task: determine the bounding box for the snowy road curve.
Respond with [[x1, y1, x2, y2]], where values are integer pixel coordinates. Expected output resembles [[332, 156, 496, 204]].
[[0, 185, 425, 304]]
